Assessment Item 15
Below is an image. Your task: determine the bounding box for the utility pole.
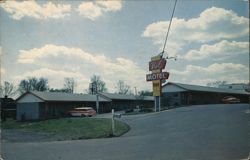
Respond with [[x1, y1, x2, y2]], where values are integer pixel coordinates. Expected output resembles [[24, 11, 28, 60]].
[[93, 82, 99, 114], [134, 87, 137, 96], [90, 82, 99, 114], [111, 109, 115, 135], [96, 93, 99, 114], [0, 47, 2, 87]]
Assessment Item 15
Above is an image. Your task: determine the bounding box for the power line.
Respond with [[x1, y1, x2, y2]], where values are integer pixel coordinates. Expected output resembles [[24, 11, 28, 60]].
[[162, 0, 178, 55]]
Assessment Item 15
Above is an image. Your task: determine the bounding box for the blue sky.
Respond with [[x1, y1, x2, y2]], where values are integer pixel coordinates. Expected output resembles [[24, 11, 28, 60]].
[[0, 0, 249, 94]]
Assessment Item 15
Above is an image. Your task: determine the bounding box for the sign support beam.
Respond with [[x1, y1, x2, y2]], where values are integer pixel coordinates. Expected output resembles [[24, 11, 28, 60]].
[[154, 97, 157, 112], [159, 96, 161, 112]]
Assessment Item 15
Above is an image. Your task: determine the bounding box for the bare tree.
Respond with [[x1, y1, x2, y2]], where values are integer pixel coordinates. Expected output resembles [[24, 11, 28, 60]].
[[116, 80, 130, 95], [64, 77, 76, 93], [139, 90, 152, 96], [19, 80, 28, 93], [18, 77, 49, 93], [0, 81, 16, 97], [88, 75, 107, 94]]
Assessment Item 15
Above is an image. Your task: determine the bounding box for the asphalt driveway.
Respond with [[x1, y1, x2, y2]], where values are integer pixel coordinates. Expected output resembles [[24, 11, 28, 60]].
[[1, 104, 249, 160]]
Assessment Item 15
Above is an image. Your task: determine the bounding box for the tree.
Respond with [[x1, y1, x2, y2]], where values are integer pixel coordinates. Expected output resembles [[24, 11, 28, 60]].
[[88, 75, 107, 94], [18, 77, 49, 93], [139, 90, 153, 96], [36, 78, 49, 91], [0, 81, 16, 97], [135, 90, 153, 101], [115, 80, 131, 95], [63, 77, 76, 93], [207, 81, 227, 88]]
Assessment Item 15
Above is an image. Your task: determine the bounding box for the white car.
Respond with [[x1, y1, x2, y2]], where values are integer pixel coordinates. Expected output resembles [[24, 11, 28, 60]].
[[68, 107, 96, 117]]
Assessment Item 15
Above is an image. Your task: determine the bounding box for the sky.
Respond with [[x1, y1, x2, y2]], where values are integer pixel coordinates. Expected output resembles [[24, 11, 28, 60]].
[[0, 0, 249, 94]]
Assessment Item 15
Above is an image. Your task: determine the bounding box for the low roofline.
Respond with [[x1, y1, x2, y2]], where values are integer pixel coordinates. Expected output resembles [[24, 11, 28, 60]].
[[100, 92, 154, 101], [98, 93, 112, 101], [16, 91, 112, 103], [16, 91, 154, 103], [15, 91, 45, 102], [163, 82, 250, 95], [163, 82, 188, 91]]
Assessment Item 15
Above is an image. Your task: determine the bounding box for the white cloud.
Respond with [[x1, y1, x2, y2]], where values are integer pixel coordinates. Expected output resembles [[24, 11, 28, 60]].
[[96, 1, 122, 12], [142, 7, 249, 52], [76, 0, 122, 20], [13, 68, 88, 93], [170, 63, 248, 75], [76, 2, 102, 20], [0, 47, 4, 75], [0, 1, 71, 20], [16, 44, 149, 92], [169, 63, 249, 85], [1, 68, 5, 75], [184, 40, 249, 60]]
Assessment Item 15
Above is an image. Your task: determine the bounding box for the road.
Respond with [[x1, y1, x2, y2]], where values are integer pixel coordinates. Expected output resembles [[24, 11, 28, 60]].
[[1, 104, 249, 160]]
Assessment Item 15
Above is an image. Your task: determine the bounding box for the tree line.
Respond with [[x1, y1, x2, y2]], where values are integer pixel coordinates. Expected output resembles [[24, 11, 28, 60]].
[[0, 75, 152, 98]]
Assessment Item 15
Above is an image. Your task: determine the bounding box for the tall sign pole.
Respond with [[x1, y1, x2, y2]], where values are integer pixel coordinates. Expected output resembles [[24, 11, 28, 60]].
[[146, 0, 177, 112], [146, 55, 169, 112]]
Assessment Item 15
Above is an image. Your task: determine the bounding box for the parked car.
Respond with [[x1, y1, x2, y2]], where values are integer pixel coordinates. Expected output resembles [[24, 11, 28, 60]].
[[68, 107, 96, 117], [221, 96, 240, 104]]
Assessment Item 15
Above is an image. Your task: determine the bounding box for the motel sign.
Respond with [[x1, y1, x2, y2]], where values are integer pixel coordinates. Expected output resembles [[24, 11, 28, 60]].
[[146, 55, 169, 96], [149, 59, 166, 71], [146, 72, 169, 81]]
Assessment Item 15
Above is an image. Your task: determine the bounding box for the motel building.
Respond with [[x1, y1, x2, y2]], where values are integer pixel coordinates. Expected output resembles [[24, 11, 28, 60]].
[[15, 91, 154, 120], [161, 82, 249, 107], [14, 82, 249, 120]]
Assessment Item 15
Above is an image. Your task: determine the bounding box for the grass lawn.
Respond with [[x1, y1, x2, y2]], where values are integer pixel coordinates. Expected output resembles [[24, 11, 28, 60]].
[[1, 118, 130, 140]]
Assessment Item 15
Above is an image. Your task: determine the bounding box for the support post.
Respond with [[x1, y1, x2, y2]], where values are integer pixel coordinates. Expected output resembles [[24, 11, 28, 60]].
[[154, 97, 157, 112], [111, 109, 115, 135], [159, 96, 161, 112], [155, 96, 160, 112], [96, 94, 99, 114]]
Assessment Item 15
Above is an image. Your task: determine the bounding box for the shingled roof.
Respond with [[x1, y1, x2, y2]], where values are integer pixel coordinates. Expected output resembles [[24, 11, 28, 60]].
[[100, 93, 154, 101], [163, 82, 250, 95], [16, 91, 111, 102], [16, 91, 154, 102]]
